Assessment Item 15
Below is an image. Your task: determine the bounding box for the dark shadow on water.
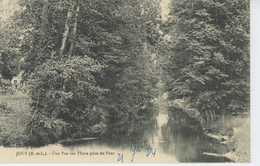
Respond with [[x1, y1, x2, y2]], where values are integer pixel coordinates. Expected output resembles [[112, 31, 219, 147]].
[[160, 117, 234, 163], [199, 155, 234, 163], [60, 108, 233, 163]]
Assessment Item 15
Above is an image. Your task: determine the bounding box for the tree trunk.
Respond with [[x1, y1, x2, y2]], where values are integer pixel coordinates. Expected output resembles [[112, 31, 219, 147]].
[[208, 110, 214, 121], [41, 0, 49, 32], [212, 109, 216, 120], [69, 4, 80, 57], [200, 110, 206, 124], [60, 5, 73, 57], [226, 107, 231, 119], [35, 0, 49, 52], [205, 110, 210, 122], [221, 106, 226, 127]]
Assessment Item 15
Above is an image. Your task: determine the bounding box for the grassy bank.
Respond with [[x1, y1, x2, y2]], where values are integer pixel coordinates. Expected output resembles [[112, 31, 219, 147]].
[[0, 91, 29, 101], [225, 117, 250, 163], [204, 115, 250, 163], [0, 93, 30, 147]]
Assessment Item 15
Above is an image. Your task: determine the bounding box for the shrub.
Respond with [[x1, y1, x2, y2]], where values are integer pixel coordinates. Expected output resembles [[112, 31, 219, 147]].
[[25, 56, 107, 146], [23, 112, 68, 147], [0, 101, 13, 114], [0, 99, 31, 147], [0, 76, 16, 95]]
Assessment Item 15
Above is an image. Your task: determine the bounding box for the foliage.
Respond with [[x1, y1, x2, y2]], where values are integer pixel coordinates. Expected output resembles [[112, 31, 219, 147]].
[[1, 0, 160, 146], [0, 0, 22, 80], [94, 0, 160, 131], [0, 76, 16, 95], [161, 0, 250, 123], [168, 99, 203, 124], [19, 0, 125, 77], [25, 55, 107, 145], [0, 99, 30, 147], [225, 117, 250, 163], [23, 112, 67, 147], [0, 101, 13, 114], [0, 51, 21, 80], [14, 0, 160, 146]]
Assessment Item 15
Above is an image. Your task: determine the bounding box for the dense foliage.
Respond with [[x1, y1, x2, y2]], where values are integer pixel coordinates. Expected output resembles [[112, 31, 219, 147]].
[[0, 0, 250, 148], [161, 0, 250, 124], [0, 76, 16, 95], [24, 56, 107, 145], [0, 0, 22, 80], [5, 0, 160, 146]]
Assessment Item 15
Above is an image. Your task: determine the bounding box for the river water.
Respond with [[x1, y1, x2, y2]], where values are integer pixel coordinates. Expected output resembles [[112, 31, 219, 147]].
[[0, 110, 234, 163]]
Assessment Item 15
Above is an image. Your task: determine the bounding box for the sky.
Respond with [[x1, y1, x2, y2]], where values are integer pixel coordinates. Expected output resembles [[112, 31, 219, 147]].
[[0, 0, 20, 20], [0, 0, 171, 21], [160, 0, 171, 21]]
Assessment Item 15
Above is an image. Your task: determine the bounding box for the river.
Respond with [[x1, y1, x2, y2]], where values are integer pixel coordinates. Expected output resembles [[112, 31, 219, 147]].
[[0, 110, 234, 163]]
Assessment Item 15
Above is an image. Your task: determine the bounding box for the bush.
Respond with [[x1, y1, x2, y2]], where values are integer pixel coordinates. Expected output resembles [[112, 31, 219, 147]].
[[0, 101, 13, 114], [25, 56, 108, 146], [168, 99, 204, 125], [23, 113, 67, 147], [0, 99, 31, 147], [0, 76, 16, 95]]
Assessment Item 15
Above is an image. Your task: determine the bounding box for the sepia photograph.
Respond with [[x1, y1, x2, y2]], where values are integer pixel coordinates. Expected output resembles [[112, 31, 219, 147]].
[[0, 0, 251, 164]]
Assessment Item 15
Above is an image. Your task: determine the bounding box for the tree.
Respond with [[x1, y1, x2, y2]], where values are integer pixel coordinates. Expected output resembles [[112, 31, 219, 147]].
[[0, 51, 21, 80], [94, 0, 161, 134], [0, 0, 22, 80], [18, 0, 120, 145], [161, 0, 249, 124], [25, 56, 107, 146], [16, 0, 161, 145]]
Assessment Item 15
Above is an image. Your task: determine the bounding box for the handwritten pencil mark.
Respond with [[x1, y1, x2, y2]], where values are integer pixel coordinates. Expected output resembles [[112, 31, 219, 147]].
[[130, 144, 141, 162], [117, 153, 124, 162], [146, 148, 156, 157]]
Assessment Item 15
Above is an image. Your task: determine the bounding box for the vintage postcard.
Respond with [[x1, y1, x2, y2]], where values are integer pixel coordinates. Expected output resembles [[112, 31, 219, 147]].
[[0, 0, 252, 164]]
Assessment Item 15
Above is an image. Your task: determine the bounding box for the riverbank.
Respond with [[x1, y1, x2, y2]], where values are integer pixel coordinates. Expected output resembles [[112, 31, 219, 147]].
[[1, 93, 250, 163], [0, 95, 30, 147], [165, 97, 250, 162], [225, 117, 250, 162], [203, 115, 250, 163]]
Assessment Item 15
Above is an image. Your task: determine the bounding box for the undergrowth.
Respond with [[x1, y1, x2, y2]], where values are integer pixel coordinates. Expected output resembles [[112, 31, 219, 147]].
[[0, 98, 31, 147], [225, 117, 250, 163]]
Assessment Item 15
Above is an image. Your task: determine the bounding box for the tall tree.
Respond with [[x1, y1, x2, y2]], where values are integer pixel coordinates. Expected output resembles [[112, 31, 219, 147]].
[[17, 0, 161, 145], [0, 0, 22, 80], [161, 0, 249, 124]]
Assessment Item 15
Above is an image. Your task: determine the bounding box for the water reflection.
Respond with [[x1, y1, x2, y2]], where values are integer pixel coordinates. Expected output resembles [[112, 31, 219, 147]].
[[160, 115, 233, 163], [60, 112, 233, 163], [1, 111, 234, 163]]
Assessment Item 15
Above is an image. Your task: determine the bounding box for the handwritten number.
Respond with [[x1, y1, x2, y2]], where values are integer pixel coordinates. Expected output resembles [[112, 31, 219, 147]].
[[130, 144, 140, 162], [117, 153, 123, 162], [117, 146, 156, 162], [146, 148, 156, 157]]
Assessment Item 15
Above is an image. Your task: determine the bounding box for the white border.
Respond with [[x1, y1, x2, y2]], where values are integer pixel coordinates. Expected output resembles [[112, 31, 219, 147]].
[[1, 0, 259, 165]]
